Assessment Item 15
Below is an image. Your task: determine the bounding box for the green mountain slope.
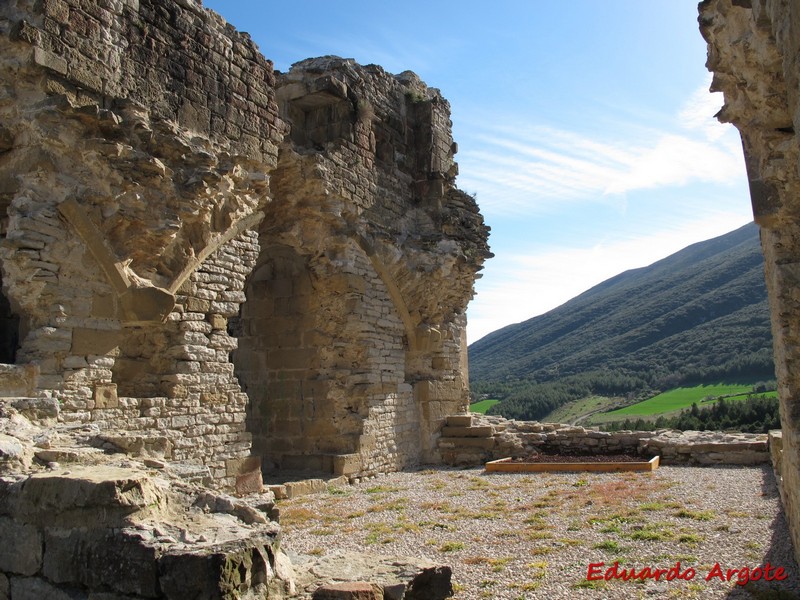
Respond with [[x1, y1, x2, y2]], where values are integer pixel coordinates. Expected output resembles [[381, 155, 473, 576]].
[[469, 222, 775, 420]]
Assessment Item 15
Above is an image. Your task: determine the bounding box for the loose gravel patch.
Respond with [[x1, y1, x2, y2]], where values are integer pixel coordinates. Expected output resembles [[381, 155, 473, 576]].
[[278, 464, 800, 599]]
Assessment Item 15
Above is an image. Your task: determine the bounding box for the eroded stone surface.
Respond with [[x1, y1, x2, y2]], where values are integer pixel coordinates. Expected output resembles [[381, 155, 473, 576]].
[[0, 465, 294, 599], [293, 551, 453, 600], [699, 0, 800, 565], [0, 0, 489, 491]]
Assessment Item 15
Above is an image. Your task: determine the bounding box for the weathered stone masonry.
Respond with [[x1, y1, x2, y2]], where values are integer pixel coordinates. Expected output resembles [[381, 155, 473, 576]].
[[0, 0, 490, 488], [700, 0, 800, 566]]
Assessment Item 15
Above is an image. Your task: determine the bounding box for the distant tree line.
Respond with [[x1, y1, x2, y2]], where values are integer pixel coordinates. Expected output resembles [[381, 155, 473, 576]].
[[603, 394, 780, 434], [474, 347, 776, 422]]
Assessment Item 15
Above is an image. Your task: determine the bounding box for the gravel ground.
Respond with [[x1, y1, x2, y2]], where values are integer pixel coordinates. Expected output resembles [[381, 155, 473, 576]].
[[278, 464, 800, 599]]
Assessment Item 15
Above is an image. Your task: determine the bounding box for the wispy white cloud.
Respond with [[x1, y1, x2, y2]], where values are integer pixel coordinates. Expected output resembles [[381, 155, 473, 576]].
[[678, 77, 728, 141], [457, 79, 746, 216]]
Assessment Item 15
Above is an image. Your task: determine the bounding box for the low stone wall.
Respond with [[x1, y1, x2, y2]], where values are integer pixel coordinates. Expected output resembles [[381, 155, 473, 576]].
[[440, 414, 771, 467]]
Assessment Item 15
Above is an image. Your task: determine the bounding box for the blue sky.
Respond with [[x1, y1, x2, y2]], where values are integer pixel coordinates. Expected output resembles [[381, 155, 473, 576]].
[[203, 1, 753, 343]]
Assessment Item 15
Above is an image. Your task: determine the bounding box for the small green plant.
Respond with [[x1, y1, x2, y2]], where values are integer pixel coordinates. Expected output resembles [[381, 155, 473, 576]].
[[574, 579, 607, 590], [365, 484, 402, 494], [556, 537, 583, 546], [678, 533, 703, 546], [439, 541, 465, 552], [525, 530, 554, 541], [519, 581, 541, 590], [366, 498, 407, 513], [640, 500, 679, 511], [464, 556, 514, 572], [627, 523, 674, 542], [674, 508, 715, 521], [405, 89, 427, 103], [593, 540, 624, 552]]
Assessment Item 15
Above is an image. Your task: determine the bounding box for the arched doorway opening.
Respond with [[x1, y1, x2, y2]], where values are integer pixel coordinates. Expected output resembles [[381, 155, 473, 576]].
[[0, 275, 19, 365], [233, 242, 366, 475]]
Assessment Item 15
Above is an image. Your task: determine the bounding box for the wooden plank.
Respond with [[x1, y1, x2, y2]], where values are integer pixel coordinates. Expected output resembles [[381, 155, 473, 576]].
[[485, 455, 659, 473]]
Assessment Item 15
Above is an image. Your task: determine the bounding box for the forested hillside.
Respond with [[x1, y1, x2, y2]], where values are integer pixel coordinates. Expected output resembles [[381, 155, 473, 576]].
[[469, 223, 774, 420]]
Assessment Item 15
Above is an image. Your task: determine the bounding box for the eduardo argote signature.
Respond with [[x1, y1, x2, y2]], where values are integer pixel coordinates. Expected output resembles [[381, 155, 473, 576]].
[[587, 561, 788, 586]]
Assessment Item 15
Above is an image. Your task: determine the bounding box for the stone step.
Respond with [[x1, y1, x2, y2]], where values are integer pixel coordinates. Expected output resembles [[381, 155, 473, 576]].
[[438, 437, 495, 450], [441, 425, 494, 438], [445, 414, 472, 427]]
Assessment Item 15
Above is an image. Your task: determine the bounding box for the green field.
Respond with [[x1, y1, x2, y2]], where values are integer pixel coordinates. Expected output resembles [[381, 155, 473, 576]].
[[469, 399, 500, 414], [599, 383, 777, 420]]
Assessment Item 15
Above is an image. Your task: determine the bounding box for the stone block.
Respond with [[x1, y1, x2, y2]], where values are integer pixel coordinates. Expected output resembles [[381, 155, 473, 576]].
[[226, 455, 261, 477], [333, 453, 362, 476], [0, 517, 42, 575], [404, 566, 453, 600], [186, 297, 211, 312], [284, 478, 327, 498], [312, 582, 382, 600], [9, 576, 75, 600], [236, 469, 264, 495], [10, 397, 58, 420], [43, 529, 160, 596], [209, 313, 227, 330], [94, 382, 119, 408], [438, 437, 494, 449], [91, 294, 116, 318], [440, 425, 493, 438], [33, 46, 67, 75], [0, 364, 38, 397], [267, 484, 288, 500], [72, 328, 121, 355], [158, 543, 274, 600], [17, 467, 162, 528]]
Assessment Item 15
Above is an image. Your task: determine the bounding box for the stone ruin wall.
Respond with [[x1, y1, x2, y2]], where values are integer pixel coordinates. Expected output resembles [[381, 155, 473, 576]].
[[700, 0, 800, 566], [0, 0, 490, 489]]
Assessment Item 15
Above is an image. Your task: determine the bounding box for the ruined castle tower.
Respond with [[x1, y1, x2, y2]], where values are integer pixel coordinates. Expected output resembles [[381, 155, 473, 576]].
[[0, 0, 490, 489]]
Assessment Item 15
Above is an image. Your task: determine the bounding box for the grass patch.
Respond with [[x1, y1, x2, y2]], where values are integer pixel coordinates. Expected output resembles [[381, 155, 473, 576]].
[[364, 484, 402, 494], [439, 541, 465, 552], [464, 556, 514, 572], [601, 382, 769, 418], [470, 399, 500, 414], [574, 579, 608, 590], [678, 533, 704, 546], [674, 509, 715, 521], [593, 540, 625, 552], [640, 500, 682, 511], [627, 523, 674, 542]]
